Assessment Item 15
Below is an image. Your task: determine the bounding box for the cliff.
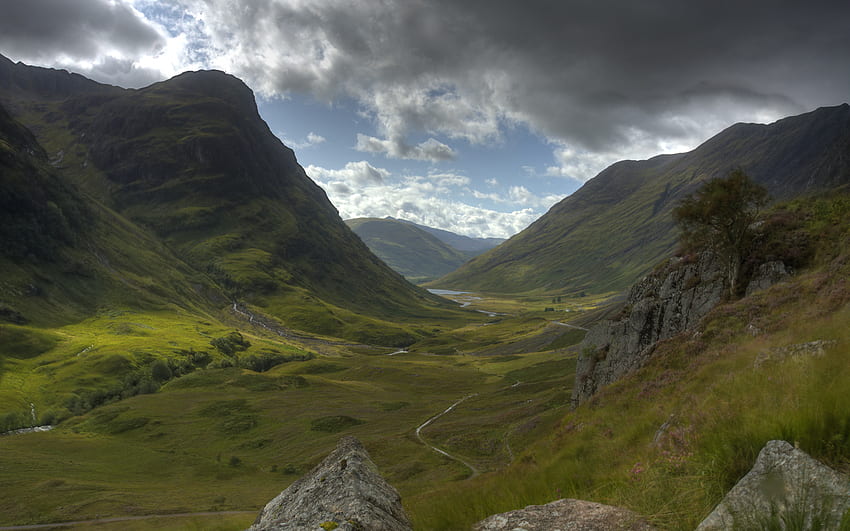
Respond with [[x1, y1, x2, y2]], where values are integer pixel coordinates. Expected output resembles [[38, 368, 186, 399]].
[[572, 253, 792, 406]]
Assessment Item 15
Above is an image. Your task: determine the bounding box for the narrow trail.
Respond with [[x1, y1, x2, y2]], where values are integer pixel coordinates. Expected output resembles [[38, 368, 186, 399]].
[[0, 511, 257, 530], [415, 394, 480, 479], [554, 321, 589, 331], [230, 302, 364, 353]]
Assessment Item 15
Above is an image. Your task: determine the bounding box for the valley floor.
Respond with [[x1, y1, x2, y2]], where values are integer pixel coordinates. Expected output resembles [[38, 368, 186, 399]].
[[0, 292, 588, 529]]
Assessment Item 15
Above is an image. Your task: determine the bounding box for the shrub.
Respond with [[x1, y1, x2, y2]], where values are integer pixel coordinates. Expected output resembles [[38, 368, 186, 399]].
[[150, 359, 172, 382], [210, 331, 251, 356], [238, 351, 314, 372]]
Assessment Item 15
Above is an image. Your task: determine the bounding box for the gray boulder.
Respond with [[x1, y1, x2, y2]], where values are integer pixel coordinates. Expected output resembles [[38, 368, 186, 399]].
[[473, 498, 657, 531], [248, 436, 412, 531], [697, 440, 850, 530]]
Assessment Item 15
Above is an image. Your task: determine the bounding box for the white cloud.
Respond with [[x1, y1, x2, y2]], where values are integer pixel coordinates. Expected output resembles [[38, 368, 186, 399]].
[[279, 130, 326, 149], [306, 161, 542, 238], [306, 160, 388, 186]]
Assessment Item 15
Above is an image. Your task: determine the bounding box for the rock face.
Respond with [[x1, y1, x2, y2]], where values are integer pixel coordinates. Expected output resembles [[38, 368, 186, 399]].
[[745, 260, 793, 296], [572, 253, 725, 406], [473, 498, 657, 531], [248, 436, 412, 531], [697, 440, 850, 530]]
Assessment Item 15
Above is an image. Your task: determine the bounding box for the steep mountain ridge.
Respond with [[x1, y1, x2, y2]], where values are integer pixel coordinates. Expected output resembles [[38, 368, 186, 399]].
[[0, 102, 224, 326], [0, 57, 452, 342], [437, 104, 850, 294]]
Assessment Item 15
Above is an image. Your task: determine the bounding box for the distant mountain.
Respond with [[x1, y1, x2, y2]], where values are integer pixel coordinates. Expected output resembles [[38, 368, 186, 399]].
[[346, 217, 484, 283], [392, 218, 505, 253], [436, 104, 850, 294], [0, 56, 454, 344]]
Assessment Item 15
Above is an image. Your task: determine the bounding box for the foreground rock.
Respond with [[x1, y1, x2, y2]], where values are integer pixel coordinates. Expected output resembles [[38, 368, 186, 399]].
[[473, 498, 657, 531], [248, 436, 412, 531], [697, 440, 850, 530]]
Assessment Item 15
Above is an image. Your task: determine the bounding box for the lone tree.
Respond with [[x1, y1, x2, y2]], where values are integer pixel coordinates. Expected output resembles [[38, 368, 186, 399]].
[[673, 169, 769, 297]]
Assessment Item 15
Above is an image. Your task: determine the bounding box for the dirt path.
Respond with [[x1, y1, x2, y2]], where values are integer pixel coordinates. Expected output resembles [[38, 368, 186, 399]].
[[415, 394, 480, 479], [0, 511, 257, 530], [230, 302, 366, 354], [554, 320, 589, 331]]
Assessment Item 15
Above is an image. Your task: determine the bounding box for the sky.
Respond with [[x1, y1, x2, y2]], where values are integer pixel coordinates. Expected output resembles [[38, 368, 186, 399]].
[[1, 1, 849, 238]]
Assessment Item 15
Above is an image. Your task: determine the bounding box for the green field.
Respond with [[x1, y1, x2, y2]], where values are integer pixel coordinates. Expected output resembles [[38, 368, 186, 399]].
[[0, 292, 586, 529]]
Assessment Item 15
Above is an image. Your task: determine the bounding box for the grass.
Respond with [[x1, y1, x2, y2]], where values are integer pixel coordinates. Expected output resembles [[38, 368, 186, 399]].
[[0, 289, 584, 527], [1, 261, 848, 529], [405, 225, 850, 530]]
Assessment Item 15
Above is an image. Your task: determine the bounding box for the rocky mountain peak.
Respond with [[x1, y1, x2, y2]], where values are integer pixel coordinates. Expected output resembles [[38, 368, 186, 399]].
[[143, 69, 260, 117]]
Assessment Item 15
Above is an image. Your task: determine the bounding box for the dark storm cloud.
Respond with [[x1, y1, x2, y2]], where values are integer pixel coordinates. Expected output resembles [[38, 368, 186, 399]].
[[0, 0, 163, 62], [4, 0, 847, 173], [188, 0, 850, 167]]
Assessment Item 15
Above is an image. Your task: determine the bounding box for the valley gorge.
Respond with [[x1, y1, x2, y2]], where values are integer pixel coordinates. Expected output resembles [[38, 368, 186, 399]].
[[1, 55, 850, 530]]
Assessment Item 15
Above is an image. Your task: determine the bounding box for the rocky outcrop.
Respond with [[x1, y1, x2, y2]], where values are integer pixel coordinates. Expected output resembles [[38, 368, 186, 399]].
[[697, 440, 850, 530], [745, 260, 793, 296], [473, 498, 657, 531], [754, 339, 837, 367], [572, 253, 725, 406], [572, 251, 796, 406], [248, 436, 412, 531]]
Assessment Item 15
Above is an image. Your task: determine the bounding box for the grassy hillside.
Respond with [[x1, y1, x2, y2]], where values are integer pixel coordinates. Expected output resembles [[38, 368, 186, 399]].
[[0, 103, 223, 328], [436, 104, 850, 295], [0, 58, 458, 344], [346, 217, 477, 283], [397, 219, 505, 253], [409, 192, 850, 529]]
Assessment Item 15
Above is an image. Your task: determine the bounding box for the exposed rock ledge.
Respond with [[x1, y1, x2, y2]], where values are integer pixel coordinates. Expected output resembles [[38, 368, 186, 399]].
[[697, 440, 850, 530], [572, 253, 725, 406], [473, 498, 657, 530], [248, 436, 412, 531], [572, 254, 791, 406]]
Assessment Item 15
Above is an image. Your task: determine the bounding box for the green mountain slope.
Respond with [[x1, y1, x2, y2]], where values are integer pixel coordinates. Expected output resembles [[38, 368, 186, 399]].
[[395, 219, 505, 253], [436, 104, 850, 294], [345, 217, 480, 283], [413, 192, 850, 529], [0, 103, 222, 326], [0, 56, 454, 343]]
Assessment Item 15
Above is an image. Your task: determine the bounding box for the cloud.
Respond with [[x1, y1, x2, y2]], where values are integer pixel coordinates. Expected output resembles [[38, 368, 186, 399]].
[[0, 0, 170, 87], [356, 134, 456, 162], [306, 162, 545, 238], [279, 131, 326, 149], [5, 0, 849, 202], [162, 0, 849, 170], [306, 160, 388, 186]]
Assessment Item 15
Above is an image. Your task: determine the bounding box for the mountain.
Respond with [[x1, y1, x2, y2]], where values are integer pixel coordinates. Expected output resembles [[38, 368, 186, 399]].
[[436, 104, 850, 294], [393, 218, 505, 253], [0, 102, 226, 327], [0, 56, 453, 343], [345, 217, 500, 283]]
